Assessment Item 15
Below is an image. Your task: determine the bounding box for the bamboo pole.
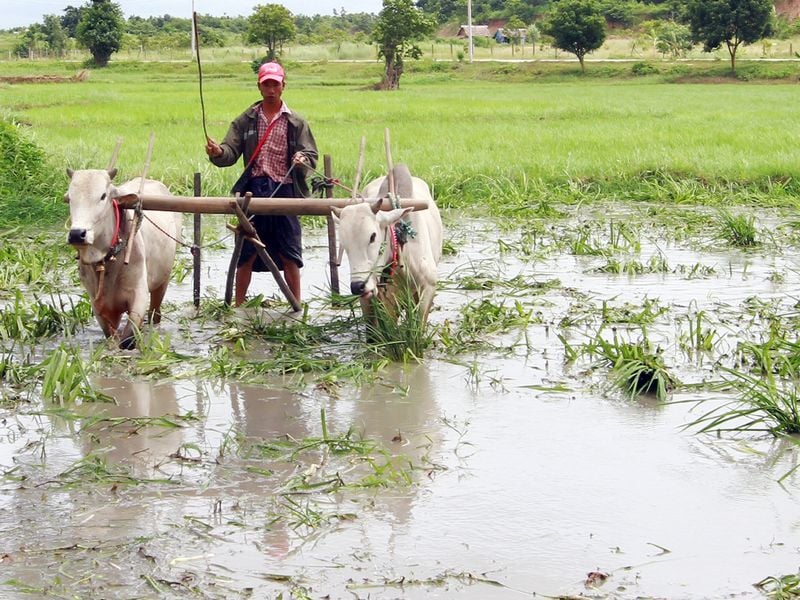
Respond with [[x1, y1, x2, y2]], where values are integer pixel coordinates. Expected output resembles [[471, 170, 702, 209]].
[[117, 195, 429, 214]]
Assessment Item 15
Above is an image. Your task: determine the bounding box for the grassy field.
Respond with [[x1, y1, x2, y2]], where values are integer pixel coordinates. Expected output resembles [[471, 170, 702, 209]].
[[1, 58, 800, 224]]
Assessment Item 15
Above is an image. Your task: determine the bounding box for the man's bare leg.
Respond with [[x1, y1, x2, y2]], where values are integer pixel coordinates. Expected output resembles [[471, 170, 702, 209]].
[[235, 254, 257, 306], [281, 256, 301, 305]]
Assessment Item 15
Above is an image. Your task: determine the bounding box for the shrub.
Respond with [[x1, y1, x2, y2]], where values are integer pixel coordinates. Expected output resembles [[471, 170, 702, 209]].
[[631, 61, 659, 76]]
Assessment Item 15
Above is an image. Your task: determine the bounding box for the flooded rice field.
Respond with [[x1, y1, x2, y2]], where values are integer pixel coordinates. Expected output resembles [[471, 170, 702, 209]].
[[1, 202, 799, 599]]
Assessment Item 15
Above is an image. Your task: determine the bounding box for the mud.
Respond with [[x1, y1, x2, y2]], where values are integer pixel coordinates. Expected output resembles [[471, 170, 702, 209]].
[[1, 205, 798, 599]]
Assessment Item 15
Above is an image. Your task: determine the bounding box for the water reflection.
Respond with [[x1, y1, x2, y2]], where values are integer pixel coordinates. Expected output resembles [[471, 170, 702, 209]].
[[80, 377, 183, 477]]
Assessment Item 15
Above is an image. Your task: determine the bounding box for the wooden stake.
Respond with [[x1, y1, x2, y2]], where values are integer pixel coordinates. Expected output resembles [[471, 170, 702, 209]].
[[192, 172, 201, 309], [224, 193, 249, 306], [384, 128, 395, 196], [106, 137, 123, 171], [324, 154, 340, 295], [123, 132, 155, 265], [353, 135, 366, 198]]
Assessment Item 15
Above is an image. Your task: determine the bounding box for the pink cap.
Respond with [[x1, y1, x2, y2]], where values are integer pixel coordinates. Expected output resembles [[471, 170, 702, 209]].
[[258, 62, 285, 84]]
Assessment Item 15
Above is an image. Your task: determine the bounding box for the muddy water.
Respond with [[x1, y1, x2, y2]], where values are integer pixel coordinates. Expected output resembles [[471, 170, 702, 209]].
[[1, 207, 799, 599]]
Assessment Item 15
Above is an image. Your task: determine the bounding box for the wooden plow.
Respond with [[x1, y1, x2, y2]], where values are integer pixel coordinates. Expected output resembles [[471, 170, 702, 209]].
[[115, 130, 428, 310]]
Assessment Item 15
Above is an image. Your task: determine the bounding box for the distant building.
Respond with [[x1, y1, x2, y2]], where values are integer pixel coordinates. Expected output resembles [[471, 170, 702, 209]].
[[494, 28, 527, 44], [456, 25, 490, 38]]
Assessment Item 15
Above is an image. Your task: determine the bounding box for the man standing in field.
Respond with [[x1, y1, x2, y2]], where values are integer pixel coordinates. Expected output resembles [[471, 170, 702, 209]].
[[205, 61, 318, 307]]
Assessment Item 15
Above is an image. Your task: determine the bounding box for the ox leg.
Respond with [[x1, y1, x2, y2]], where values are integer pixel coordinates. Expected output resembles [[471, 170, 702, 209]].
[[148, 282, 169, 325], [119, 290, 148, 350]]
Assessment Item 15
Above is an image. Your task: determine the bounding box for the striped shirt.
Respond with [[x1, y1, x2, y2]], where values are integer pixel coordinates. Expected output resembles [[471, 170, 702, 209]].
[[252, 103, 291, 183]]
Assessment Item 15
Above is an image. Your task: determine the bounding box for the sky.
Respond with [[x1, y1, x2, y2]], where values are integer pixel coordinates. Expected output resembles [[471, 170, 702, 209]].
[[4, 0, 385, 29]]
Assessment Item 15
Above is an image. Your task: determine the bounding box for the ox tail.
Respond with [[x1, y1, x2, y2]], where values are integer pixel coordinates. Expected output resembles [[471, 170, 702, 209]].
[[378, 164, 413, 199]]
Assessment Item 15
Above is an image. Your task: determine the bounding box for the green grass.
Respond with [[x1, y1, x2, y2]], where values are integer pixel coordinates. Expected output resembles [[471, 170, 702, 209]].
[[1, 60, 799, 215]]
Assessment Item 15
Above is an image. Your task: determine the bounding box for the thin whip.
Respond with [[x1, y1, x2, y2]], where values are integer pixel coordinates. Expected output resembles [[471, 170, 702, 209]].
[[193, 11, 209, 142]]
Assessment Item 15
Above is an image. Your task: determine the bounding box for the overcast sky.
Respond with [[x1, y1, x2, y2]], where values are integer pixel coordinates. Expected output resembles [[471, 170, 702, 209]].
[[4, 0, 384, 29]]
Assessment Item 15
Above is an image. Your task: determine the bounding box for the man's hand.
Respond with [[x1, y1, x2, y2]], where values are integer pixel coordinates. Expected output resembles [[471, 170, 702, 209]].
[[292, 152, 308, 166], [205, 138, 223, 158]]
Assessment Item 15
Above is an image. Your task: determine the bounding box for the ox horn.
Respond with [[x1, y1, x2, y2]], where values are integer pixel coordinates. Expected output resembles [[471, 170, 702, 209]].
[[370, 199, 382, 214], [66, 167, 74, 178], [107, 167, 118, 180]]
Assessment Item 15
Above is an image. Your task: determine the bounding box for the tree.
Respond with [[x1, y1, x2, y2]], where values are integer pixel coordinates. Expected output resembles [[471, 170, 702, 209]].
[[505, 16, 528, 55], [42, 15, 69, 57], [654, 20, 693, 58], [247, 4, 296, 61], [544, 0, 606, 71], [75, 0, 123, 67], [61, 5, 84, 38], [372, 0, 435, 90], [685, 0, 773, 72]]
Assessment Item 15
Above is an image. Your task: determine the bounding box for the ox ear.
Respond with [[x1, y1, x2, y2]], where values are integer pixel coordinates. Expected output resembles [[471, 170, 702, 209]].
[[66, 167, 74, 179], [109, 184, 136, 204], [370, 199, 383, 214], [331, 206, 342, 223], [63, 192, 70, 203], [377, 207, 413, 227], [107, 168, 118, 180]]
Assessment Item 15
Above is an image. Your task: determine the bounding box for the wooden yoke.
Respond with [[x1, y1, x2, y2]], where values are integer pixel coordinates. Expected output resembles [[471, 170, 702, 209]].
[[224, 193, 302, 312]]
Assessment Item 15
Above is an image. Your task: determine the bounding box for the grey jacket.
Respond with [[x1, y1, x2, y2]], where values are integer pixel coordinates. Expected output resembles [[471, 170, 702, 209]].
[[210, 101, 319, 198]]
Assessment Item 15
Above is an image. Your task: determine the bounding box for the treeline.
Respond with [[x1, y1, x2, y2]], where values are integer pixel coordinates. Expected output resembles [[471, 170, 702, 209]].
[[8, 0, 800, 60], [10, 6, 380, 58]]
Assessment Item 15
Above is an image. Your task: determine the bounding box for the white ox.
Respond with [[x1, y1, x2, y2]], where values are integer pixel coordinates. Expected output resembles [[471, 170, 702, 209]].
[[65, 168, 182, 349], [332, 164, 443, 324]]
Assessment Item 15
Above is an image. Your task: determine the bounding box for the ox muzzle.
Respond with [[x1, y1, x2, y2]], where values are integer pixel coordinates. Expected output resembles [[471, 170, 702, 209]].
[[67, 227, 92, 246]]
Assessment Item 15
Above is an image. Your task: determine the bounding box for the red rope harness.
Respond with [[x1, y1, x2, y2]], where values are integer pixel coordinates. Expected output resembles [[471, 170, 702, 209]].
[[110, 199, 121, 249], [383, 224, 400, 282]]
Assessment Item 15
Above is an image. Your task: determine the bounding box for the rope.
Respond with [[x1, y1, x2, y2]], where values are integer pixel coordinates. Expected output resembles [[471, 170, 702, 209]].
[[306, 164, 357, 197]]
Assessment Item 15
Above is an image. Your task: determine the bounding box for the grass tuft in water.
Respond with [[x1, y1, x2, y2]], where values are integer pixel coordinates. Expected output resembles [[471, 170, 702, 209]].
[[586, 332, 677, 401], [717, 209, 758, 247], [40, 344, 113, 405], [367, 284, 434, 361], [683, 366, 800, 435]]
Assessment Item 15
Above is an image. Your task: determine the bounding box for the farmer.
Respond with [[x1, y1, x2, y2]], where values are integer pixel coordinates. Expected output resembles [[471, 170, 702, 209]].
[[205, 61, 318, 307]]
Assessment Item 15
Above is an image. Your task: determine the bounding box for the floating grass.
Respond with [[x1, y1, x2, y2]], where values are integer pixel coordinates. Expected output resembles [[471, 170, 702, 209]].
[[754, 571, 800, 599], [439, 298, 537, 354]]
